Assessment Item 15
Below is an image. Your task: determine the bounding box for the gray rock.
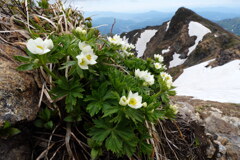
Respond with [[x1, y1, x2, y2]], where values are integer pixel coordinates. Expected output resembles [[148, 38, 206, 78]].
[[172, 96, 240, 160], [0, 43, 39, 126]]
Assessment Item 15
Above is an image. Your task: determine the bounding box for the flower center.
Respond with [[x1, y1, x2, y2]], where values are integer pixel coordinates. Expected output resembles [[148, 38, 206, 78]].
[[86, 54, 92, 60], [36, 45, 44, 50], [129, 98, 137, 106], [80, 59, 86, 65]]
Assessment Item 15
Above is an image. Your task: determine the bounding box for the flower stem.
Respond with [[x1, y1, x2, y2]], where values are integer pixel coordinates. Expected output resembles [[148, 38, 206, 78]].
[[42, 64, 58, 80]]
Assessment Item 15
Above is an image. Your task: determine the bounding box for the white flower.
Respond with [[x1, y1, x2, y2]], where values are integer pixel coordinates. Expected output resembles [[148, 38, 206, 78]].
[[135, 69, 155, 86], [126, 43, 135, 49], [76, 42, 98, 69], [142, 102, 147, 107], [82, 51, 98, 65], [76, 54, 89, 70], [127, 91, 142, 109], [107, 35, 123, 45], [119, 96, 128, 106], [160, 72, 173, 88], [170, 104, 178, 114], [75, 26, 87, 34], [154, 54, 164, 63], [154, 62, 162, 69], [26, 38, 53, 55], [78, 41, 93, 53]]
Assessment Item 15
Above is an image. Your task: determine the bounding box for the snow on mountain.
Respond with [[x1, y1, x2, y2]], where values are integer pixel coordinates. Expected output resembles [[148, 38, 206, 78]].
[[169, 53, 187, 68], [187, 21, 211, 55], [165, 21, 171, 31], [174, 60, 240, 103], [162, 46, 170, 54], [135, 29, 157, 57]]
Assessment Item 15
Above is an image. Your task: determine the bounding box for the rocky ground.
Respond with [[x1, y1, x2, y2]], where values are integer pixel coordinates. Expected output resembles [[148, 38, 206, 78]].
[[172, 96, 240, 160]]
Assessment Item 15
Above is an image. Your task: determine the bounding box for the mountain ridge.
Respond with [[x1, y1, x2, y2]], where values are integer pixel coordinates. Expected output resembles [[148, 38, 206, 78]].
[[121, 7, 240, 104]]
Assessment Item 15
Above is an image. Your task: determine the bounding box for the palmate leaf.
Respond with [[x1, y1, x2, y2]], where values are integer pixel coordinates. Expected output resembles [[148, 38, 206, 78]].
[[124, 107, 144, 124], [89, 119, 138, 156], [50, 78, 84, 112], [85, 82, 119, 117], [87, 102, 103, 117], [105, 132, 122, 153]]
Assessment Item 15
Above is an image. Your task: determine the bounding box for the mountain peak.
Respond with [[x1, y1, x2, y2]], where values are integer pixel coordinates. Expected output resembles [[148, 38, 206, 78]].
[[175, 7, 196, 16], [165, 7, 203, 39]]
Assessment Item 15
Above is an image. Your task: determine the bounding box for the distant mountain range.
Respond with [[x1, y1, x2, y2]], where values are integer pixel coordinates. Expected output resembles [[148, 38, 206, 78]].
[[85, 10, 240, 35], [217, 18, 240, 35]]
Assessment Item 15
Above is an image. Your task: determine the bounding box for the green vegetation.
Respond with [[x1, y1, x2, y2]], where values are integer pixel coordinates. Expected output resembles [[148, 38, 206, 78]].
[[1, 0, 177, 159]]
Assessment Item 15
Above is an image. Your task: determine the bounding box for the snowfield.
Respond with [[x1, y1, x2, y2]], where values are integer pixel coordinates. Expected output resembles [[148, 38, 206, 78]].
[[169, 53, 186, 68], [187, 21, 211, 55], [174, 60, 240, 103], [135, 29, 157, 57]]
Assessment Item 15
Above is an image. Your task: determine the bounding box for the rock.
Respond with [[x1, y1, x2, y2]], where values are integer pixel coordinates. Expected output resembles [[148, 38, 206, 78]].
[[214, 140, 227, 155], [225, 143, 240, 160], [0, 131, 31, 160], [206, 139, 216, 158], [171, 96, 240, 160], [0, 43, 39, 126]]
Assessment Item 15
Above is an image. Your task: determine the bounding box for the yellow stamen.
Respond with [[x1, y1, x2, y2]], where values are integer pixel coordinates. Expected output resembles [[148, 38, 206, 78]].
[[129, 98, 137, 105], [86, 54, 92, 60], [36, 45, 44, 50], [80, 59, 86, 65]]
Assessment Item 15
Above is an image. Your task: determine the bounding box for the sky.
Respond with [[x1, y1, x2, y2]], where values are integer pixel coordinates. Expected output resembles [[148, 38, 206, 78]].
[[63, 0, 240, 12]]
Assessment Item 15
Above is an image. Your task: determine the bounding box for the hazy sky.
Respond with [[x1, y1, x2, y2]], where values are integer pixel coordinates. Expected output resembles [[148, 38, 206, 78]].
[[64, 0, 240, 12]]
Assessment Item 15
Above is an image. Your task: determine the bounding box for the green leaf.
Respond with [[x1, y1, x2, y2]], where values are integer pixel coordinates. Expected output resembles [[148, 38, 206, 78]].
[[3, 121, 11, 129], [91, 148, 100, 160], [87, 102, 102, 117], [59, 61, 76, 70], [14, 56, 31, 63], [102, 105, 119, 118], [17, 63, 35, 71], [64, 116, 75, 122], [124, 107, 144, 123], [6, 128, 21, 137], [39, 108, 51, 121], [105, 133, 123, 153], [161, 94, 169, 103], [44, 121, 53, 129], [50, 78, 84, 113], [89, 120, 112, 144], [102, 91, 119, 101], [34, 119, 44, 128]]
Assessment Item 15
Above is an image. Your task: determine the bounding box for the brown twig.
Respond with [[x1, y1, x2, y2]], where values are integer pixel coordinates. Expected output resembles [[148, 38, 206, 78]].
[[110, 18, 116, 36]]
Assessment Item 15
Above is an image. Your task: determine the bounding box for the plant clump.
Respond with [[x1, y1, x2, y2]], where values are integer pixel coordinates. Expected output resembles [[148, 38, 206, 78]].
[[1, 0, 177, 159]]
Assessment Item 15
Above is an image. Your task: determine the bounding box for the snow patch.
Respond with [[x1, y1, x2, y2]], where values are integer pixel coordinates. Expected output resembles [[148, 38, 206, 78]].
[[165, 21, 171, 31], [122, 36, 129, 42], [174, 60, 240, 103], [133, 32, 138, 37], [169, 53, 186, 68], [187, 21, 211, 55], [162, 46, 170, 54], [135, 29, 157, 57]]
